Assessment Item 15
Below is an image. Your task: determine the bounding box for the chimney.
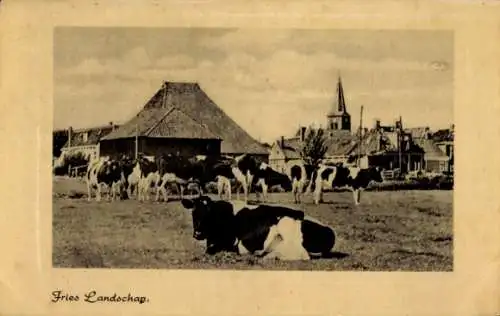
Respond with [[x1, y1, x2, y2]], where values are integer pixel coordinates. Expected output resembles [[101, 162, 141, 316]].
[[68, 126, 73, 148], [300, 126, 307, 142], [280, 136, 285, 148], [374, 119, 381, 130], [395, 118, 402, 130], [109, 121, 115, 131]]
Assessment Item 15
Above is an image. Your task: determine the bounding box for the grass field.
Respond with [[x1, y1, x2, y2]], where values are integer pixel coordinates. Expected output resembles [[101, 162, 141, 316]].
[[52, 177, 453, 271]]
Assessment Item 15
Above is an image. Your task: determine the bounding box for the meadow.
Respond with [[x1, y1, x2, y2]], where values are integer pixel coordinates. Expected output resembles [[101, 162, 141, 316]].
[[52, 177, 453, 271]]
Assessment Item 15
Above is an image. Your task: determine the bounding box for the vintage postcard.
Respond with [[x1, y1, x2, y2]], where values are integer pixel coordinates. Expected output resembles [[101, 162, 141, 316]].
[[1, 1, 499, 315]]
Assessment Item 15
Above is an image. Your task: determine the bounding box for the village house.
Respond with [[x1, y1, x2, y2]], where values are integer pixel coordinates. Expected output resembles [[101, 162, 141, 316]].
[[432, 124, 454, 173], [58, 122, 119, 161], [100, 81, 269, 160], [269, 74, 452, 177], [346, 119, 425, 174], [405, 126, 452, 174]]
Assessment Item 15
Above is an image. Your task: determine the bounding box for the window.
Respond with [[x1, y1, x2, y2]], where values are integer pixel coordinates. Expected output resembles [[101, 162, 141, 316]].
[[333, 122, 338, 129], [439, 161, 447, 172]]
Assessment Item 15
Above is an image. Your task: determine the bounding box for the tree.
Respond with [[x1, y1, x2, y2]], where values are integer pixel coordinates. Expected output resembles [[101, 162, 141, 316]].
[[300, 127, 329, 167]]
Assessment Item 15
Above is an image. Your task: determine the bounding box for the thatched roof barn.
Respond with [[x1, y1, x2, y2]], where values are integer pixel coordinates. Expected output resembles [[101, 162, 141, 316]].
[[100, 81, 268, 158]]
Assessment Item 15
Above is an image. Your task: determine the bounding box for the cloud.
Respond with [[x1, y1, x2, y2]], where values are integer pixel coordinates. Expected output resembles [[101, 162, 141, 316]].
[[55, 42, 453, 141]]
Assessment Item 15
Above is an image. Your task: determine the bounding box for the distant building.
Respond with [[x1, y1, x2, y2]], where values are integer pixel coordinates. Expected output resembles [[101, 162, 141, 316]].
[[269, 135, 303, 173], [432, 124, 454, 173], [269, 75, 452, 176], [100, 81, 269, 160], [326, 76, 351, 135], [59, 122, 118, 161]]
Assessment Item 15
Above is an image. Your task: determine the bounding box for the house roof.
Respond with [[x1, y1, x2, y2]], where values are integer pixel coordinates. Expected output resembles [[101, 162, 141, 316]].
[[62, 125, 116, 148], [432, 128, 454, 142], [325, 131, 357, 156], [281, 137, 302, 159], [102, 81, 268, 155], [415, 138, 449, 161], [405, 127, 430, 139], [346, 129, 387, 156]]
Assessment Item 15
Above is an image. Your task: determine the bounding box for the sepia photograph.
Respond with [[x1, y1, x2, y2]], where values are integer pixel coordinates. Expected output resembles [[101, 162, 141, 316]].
[[52, 27, 454, 271]]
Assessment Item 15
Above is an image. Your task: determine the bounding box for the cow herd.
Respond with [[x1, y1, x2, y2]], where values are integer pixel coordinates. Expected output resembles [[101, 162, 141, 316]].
[[85, 153, 384, 206], [82, 153, 386, 261]]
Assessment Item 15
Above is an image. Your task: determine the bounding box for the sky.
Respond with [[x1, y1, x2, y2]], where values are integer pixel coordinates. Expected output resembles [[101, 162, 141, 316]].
[[54, 27, 453, 143]]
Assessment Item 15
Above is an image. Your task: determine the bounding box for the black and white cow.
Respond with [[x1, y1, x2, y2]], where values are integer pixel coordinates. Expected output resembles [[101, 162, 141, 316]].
[[155, 154, 234, 202], [209, 154, 261, 202], [227, 154, 259, 202], [287, 161, 317, 204], [86, 157, 126, 202], [181, 196, 336, 260], [312, 164, 384, 205], [253, 162, 292, 202], [131, 156, 160, 201]]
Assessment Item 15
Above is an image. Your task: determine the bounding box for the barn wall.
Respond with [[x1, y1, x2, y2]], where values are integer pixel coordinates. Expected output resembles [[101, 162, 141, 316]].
[[99, 138, 137, 158], [142, 138, 221, 157]]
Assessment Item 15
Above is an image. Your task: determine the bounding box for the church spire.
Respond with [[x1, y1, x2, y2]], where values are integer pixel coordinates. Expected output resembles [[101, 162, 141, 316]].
[[336, 75, 346, 113], [326, 74, 352, 133]]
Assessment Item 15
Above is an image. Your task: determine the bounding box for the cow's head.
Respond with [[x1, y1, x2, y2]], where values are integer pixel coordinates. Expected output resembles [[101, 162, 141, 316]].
[[181, 196, 214, 240], [370, 166, 384, 183]]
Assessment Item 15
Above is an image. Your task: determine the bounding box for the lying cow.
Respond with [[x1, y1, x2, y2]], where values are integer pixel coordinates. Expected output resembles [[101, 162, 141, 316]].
[[181, 196, 336, 261], [86, 157, 124, 202], [312, 164, 383, 205]]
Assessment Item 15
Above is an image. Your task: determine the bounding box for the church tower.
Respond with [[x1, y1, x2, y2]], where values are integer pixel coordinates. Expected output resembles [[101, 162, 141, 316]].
[[326, 76, 351, 133]]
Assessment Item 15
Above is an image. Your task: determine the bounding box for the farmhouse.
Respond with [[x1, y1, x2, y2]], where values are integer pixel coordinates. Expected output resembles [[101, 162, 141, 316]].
[[59, 122, 119, 161], [100, 81, 269, 160], [432, 125, 454, 173], [406, 126, 453, 174], [346, 119, 425, 172]]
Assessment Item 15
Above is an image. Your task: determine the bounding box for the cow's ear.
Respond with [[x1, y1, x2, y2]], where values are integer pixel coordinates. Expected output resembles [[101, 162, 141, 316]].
[[181, 199, 195, 210]]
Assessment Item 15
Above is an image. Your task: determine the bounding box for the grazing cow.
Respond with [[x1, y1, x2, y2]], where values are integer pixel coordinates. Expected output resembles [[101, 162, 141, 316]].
[[253, 162, 292, 202], [181, 196, 336, 260], [312, 164, 384, 205], [211, 154, 272, 202], [86, 157, 125, 202], [155, 154, 234, 202], [287, 161, 317, 204]]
